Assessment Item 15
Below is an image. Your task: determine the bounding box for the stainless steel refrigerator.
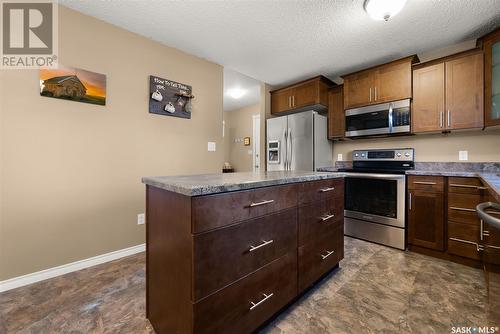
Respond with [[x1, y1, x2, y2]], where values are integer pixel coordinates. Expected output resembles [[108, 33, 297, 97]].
[[266, 111, 333, 171]]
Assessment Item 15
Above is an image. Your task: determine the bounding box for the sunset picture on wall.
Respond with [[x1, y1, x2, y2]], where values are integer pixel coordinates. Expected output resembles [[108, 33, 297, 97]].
[[40, 65, 107, 106]]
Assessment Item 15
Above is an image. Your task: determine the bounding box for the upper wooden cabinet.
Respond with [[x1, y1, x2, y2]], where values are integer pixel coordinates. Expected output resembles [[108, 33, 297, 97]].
[[480, 28, 500, 127], [412, 50, 484, 133], [270, 76, 335, 115], [412, 63, 445, 133], [445, 53, 484, 130], [327, 86, 344, 140], [342, 56, 415, 109]]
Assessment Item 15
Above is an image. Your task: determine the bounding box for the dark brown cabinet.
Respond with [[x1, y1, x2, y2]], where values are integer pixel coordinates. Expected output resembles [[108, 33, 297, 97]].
[[327, 85, 344, 139], [342, 56, 414, 109], [270, 76, 334, 115], [412, 51, 484, 133], [146, 178, 344, 334], [408, 176, 445, 251], [480, 28, 500, 128]]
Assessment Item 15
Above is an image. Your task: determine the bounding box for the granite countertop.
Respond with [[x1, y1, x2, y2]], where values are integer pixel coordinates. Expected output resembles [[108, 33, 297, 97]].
[[142, 171, 344, 196]]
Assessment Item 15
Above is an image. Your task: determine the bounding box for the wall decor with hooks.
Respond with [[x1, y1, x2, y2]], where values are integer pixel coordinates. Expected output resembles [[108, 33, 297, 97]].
[[149, 75, 194, 119]]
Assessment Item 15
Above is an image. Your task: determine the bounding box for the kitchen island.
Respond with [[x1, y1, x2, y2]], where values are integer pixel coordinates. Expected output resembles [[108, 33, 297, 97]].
[[142, 171, 344, 334]]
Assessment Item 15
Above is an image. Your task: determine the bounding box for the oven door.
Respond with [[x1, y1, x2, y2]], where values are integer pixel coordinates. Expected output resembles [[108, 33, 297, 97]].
[[344, 173, 405, 228]]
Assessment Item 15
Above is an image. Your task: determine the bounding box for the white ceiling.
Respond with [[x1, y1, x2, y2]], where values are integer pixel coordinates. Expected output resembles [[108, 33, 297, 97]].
[[61, 0, 500, 87], [223, 68, 261, 112]]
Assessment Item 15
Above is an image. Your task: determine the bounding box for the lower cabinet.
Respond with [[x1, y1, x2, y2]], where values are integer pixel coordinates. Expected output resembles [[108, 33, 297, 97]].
[[408, 176, 445, 251], [193, 253, 297, 334], [408, 175, 491, 265], [146, 178, 344, 334]]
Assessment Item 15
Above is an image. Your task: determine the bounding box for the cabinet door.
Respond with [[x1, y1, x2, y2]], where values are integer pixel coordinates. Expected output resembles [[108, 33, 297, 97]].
[[484, 29, 500, 127], [343, 71, 374, 109], [408, 190, 445, 251], [293, 81, 318, 109], [412, 63, 445, 133], [375, 61, 412, 103], [271, 89, 292, 114], [328, 86, 344, 139], [445, 53, 484, 130]]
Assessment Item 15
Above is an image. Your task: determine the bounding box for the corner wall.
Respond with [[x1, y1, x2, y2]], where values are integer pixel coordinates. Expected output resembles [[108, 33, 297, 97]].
[[0, 6, 224, 280]]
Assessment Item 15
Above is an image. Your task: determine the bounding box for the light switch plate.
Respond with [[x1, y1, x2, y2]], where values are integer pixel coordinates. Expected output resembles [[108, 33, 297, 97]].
[[137, 213, 145, 225], [459, 151, 468, 161], [247, 149, 253, 155], [337, 154, 343, 161], [208, 142, 216, 152]]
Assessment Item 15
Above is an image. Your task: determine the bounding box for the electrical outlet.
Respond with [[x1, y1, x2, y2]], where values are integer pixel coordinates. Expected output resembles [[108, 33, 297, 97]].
[[208, 142, 216, 152], [137, 213, 145, 225], [459, 150, 468, 161], [337, 154, 343, 161]]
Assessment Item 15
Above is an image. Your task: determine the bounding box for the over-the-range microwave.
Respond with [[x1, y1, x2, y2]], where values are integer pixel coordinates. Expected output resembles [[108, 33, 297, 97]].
[[345, 99, 411, 138]]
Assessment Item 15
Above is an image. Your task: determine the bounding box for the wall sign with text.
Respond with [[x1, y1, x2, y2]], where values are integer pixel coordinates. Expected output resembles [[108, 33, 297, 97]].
[[149, 75, 194, 119]]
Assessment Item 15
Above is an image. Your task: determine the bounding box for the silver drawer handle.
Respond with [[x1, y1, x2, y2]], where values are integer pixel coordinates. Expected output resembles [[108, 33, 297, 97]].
[[249, 239, 273, 252], [249, 293, 274, 310], [320, 250, 335, 260], [449, 237, 483, 252], [413, 181, 437, 185], [486, 210, 500, 216], [449, 237, 476, 245], [319, 187, 335, 192], [320, 214, 335, 222], [450, 184, 488, 190], [449, 206, 476, 212], [249, 199, 274, 207]]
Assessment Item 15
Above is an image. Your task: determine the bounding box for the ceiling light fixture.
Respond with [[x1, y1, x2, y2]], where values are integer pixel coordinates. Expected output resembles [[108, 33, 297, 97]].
[[364, 0, 407, 21], [227, 88, 246, 99]]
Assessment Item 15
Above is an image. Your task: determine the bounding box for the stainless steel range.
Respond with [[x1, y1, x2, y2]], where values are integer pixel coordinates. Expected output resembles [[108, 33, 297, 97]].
[[340, 148, 415, 250]]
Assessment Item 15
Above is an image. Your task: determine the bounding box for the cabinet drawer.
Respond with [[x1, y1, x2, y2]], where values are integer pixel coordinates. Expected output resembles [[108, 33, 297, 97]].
[[298, 197, 343, 246], [298, 178, 344, 205], [448, 193, 482, 225], [448, 177, 486, 195], [192, 184, 297, 233], [193, 209, 297, 301], [448, 222, 480, 260], [298, 225, 344, 292], [408, 176, 444, 192], [193, 253, 297, 334]]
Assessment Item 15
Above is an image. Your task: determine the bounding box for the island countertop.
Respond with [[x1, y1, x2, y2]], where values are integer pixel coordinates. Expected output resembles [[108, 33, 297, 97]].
[[142, 171, 344, 196]]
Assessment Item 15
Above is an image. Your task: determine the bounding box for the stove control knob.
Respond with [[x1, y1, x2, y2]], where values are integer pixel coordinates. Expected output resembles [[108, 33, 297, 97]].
[[405, 152, 410, 157], [354, 153, 359, 157], [361, 153, 366, 157], [396, 153, 402, 157]]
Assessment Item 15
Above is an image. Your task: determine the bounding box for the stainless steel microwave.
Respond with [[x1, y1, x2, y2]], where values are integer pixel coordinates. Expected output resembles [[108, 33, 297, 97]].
[[345, 99, 411, 138]]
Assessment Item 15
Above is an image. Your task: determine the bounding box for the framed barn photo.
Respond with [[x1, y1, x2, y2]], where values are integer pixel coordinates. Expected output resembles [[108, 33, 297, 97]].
[[39, 65, 107, 106]]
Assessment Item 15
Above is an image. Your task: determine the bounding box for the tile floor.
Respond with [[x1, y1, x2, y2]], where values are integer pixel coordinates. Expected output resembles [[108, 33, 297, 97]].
[[0, 237, 493, 333]]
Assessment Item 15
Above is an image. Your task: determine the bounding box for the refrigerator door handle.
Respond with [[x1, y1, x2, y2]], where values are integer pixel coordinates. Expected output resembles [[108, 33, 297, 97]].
[[288, 128, 292, 171], [283, 128, 288, 170]]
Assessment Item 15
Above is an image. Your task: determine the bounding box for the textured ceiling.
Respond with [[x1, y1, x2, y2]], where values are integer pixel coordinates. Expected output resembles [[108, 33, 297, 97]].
[[61, 0, 500, 87], [223, 68, 261, 112]]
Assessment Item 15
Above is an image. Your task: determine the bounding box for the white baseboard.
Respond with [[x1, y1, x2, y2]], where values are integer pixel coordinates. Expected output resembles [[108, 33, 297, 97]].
[[0, 243, 145, 293]]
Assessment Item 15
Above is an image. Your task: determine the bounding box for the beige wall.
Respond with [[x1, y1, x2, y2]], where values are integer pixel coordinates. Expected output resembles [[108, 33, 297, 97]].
[[223, 103, 259, 172], [0, 6, 224, 280], [333, 129, 500, 163]]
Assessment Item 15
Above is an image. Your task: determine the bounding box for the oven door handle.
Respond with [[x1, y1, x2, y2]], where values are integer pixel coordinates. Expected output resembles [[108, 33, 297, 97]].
[[341, 173, 405, 180]]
